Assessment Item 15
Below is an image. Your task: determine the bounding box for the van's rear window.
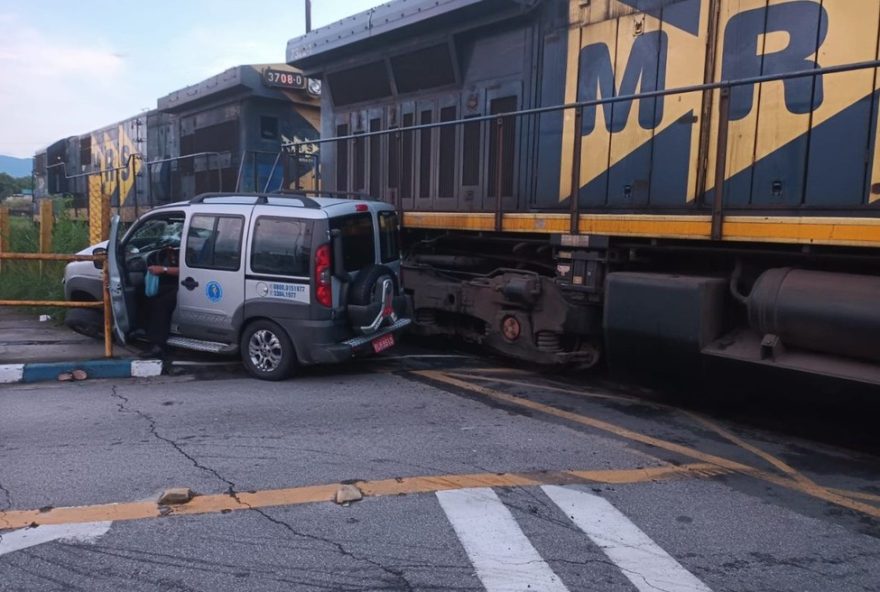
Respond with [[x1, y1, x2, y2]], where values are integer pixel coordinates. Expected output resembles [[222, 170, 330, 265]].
[[330, 213, 375, 272]]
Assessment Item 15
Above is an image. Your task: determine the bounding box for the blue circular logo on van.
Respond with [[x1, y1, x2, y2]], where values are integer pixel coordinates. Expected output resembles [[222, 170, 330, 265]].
[[206, 281, 223, 303]]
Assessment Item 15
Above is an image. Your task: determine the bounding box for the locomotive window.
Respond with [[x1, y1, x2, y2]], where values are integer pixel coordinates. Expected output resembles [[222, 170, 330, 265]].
[[391, 44, 456, 94], [261, 116, 278, 140], [328, 61, 391, 107]]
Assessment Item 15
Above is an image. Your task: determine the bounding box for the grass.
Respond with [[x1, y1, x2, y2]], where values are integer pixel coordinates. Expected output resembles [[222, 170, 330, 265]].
[[0, 207, 91, 316]]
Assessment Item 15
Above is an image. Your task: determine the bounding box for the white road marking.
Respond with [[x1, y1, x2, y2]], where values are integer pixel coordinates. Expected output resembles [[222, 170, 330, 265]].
[[0, 364, 25, 384], [437, 487, 569, 592], [0, 521, 112, 556], [131, 359, 163, 377], [543, 485, 713, 592]]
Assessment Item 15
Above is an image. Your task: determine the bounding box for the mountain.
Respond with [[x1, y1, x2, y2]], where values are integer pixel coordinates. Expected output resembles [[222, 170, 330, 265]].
[[0, 155, 33, 177]]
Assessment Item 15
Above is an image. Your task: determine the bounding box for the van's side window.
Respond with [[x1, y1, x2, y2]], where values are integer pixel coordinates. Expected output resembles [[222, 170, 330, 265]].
[[251, 217, 312, 277], [330, 213, 375, 271], [186, 215, 244, 271]]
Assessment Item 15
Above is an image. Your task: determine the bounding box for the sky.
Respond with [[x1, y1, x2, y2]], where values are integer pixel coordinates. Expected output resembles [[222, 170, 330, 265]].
[[0, 0, 385, 158]]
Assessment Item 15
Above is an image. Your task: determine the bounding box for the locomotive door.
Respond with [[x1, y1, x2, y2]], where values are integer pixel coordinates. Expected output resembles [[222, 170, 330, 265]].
[[398, 101, 417, 211], [434, 94, 460, 212], [414, 100, 435, 211], [458, 87, 486, 212], [350, 110, 366, 196], [485, 81, 521, 214], [333, 112, 352, 195], [366, 108, 384, 201]]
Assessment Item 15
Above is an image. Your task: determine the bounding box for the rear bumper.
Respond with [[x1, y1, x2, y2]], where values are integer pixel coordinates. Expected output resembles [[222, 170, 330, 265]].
[[311, 318, 412, 364]]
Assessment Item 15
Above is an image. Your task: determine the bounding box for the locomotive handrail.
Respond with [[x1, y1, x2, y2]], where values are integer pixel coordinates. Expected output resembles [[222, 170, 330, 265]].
[[283, 58, 880, 238], [143, 152, 224, 193], [46, 154, 142, 180], [282, 59, 880, 148]]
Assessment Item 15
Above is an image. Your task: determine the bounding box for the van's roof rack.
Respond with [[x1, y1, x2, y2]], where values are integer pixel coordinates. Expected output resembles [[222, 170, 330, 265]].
[[189, 192, 322, 209], [271, 189, 373, 200]]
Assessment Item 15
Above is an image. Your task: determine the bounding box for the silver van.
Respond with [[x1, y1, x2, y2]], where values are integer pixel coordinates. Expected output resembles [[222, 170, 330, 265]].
[[89, 193, 409, 380]]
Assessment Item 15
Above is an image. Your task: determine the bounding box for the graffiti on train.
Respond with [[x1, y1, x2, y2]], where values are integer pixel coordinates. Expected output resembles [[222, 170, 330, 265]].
[[562, 0, 877, 208]]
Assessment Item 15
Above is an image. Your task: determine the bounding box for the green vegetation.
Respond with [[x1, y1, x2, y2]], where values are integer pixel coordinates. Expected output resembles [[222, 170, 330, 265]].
[[0, 173, 32, 199], [0, 201, 90, 314]]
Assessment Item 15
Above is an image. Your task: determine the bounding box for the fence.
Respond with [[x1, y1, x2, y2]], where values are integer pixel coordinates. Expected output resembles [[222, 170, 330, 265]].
[[0, 204, 113, 358]]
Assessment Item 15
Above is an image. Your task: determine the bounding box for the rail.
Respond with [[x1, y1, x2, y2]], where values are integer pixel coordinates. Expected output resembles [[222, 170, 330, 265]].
[[0, 252, 113, 358], [283, 59, 880, 239]]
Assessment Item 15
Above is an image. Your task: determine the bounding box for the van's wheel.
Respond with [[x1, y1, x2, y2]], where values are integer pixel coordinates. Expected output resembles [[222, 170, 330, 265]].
[[240, 320, 296, 381]]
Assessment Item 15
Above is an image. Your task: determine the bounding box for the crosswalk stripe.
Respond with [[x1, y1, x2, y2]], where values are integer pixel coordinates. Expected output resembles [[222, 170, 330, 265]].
[[437, 488, 570, 592], [542, 485, 713, 592], [0, 521, 112, 556]]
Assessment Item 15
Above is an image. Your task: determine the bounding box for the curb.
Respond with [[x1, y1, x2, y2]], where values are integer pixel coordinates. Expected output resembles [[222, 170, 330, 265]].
[[0, 359, 163, 385]]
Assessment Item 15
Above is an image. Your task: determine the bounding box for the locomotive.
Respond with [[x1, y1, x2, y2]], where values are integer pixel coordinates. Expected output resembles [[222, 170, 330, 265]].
[[287, 0, 880, 384], [35, 63, 320, 240]]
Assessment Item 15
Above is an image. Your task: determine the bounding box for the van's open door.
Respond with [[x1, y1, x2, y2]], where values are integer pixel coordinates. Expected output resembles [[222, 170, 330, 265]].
[[107, 215, 130, 344]]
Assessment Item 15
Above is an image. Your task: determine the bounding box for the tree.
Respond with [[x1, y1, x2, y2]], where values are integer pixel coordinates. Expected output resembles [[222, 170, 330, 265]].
[[0, 173, 32, 199]]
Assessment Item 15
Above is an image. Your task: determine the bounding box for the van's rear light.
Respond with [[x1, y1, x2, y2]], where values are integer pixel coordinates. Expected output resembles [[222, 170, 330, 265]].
[[315, 244, 332, 307], [355, 204, 368, 212]]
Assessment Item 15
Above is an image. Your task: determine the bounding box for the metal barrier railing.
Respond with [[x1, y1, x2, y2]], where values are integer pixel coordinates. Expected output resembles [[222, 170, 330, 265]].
[[0, 252, 113, 358]]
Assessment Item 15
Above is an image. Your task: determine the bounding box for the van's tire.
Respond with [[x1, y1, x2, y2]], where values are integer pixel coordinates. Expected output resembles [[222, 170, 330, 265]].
[[240, 320, 297, 381], [348, 264, 398, 306], [65, 308, 104, 339]]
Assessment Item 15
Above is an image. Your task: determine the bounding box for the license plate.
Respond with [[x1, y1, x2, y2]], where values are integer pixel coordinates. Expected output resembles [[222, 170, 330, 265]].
[[371, 333, 395, 353]]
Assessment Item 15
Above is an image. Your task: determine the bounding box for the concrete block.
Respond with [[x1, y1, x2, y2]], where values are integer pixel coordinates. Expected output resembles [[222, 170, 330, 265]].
[[335, 484, 363, 505]]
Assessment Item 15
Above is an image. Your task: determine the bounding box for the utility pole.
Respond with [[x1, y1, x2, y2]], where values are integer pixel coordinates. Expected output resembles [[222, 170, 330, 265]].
[[305, 0, 312, 33]]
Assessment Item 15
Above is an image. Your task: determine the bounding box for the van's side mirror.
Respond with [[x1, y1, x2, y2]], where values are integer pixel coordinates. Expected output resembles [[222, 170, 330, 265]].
[[93, 247, 107, 270], [330, 229, 347, 281]]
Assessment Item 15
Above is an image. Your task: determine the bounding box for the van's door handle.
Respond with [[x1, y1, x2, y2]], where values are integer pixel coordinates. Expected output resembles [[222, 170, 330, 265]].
[[181, 277, 199, 291]]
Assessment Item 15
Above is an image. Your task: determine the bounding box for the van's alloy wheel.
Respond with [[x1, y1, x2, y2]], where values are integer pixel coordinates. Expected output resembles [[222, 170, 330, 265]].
[[240, 320, 296, 380], [248, 330, 283, 372]]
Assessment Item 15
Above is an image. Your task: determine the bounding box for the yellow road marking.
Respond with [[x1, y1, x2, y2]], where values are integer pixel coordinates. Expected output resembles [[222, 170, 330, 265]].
[[684, 412, 818, 488], [454, 367, 535, 375], [447, 372, 638, 404], [0, 464, 721, 531], [415, 370, 880, 519], [827, 488, 880, 505], [454, 371, 880, 510], [687, 411, 880, 509]]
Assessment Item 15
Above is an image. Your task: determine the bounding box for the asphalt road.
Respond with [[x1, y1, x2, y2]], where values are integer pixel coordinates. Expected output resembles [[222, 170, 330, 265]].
[[1, 350, 879, 591]]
